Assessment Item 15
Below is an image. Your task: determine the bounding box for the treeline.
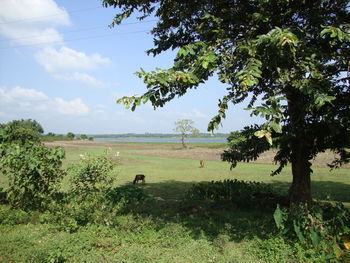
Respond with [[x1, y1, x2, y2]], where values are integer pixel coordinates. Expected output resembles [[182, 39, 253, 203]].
[[0, 119, 93, 142], [43, 132, 93, 141], [92, 133, 229, 139]]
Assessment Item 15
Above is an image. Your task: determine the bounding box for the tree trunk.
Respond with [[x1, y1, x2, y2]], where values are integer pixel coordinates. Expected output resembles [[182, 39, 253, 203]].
[[286, 88, 313, 208], [288, 141, 313, 207], [181, 134, 186, 148]]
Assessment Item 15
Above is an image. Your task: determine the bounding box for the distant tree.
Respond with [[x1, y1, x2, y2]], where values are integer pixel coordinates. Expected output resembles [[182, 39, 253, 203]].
[[174, 119, 198, 148], [67, 132, 75, 140], [4, 119, 44, 135], [0, 120, 43, 145], [105, 0, 350, 207], [79, 134, 88, 140], [88, 136, 94, 141], [0, 126, 40, 146]]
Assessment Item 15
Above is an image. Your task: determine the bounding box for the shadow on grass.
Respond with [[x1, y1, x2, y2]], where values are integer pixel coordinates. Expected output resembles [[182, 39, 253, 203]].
[[125, 180, 278, 242], [269, 180, 350, 203], [125, 179, 350, 242]]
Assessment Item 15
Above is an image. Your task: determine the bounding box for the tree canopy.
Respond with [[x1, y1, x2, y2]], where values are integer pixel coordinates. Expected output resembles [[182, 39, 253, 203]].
[[104, 0, 350, 206], [0, 119, 43, 145], [1, 119, 44, 135]]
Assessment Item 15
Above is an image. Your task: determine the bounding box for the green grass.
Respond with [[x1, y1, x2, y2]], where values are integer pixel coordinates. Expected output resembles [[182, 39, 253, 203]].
[[1, 142, 349, 262], [58, 144, 350, 203]]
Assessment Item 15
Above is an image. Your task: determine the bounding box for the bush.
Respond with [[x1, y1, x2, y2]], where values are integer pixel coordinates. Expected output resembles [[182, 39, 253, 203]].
[[186, 179, 285, 209], [274, 202, 350, 261], [68, 153, 116, 196], [0, 206, 30, 225], [106, 185, 153, 206], [39, 185, 152, 231], [0, 144, 65, 210]]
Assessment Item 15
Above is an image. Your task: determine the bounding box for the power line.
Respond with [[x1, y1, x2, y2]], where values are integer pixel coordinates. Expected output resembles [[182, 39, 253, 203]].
[[0, 30, 151, 50], [0, 6, 103, 25], [0, 20, 157, 43]]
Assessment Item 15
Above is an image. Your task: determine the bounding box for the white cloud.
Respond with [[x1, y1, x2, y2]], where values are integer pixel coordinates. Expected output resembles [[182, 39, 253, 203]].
[[35, 46, 112, 87], [35, 46, 111, 72], [53, 72, 107, 88], [0, 0, 70, 46], [0, 86, 48, 103], [54, 98, 89, 115], [0, 86, 89, 116], [180, 108, 207, 118]]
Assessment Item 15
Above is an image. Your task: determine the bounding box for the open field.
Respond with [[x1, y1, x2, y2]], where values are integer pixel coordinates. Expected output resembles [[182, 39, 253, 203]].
[[1, 141, 349, 263], [44, 140, 350, 203]]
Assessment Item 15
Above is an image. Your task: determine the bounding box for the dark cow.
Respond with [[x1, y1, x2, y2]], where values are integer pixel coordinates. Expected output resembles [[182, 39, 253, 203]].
[[133, 174, 145, 184]]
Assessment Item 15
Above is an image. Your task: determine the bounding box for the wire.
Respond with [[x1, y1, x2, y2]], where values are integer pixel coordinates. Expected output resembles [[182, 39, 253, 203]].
[[0, 6, 103, 25], [0, 30, 151, 50], [0, 20, 157, 43]]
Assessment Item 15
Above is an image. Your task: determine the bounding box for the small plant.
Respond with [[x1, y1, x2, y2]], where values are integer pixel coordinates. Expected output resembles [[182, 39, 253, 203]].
[[68, 153, 117, 196], [0, 143, 65, 210]]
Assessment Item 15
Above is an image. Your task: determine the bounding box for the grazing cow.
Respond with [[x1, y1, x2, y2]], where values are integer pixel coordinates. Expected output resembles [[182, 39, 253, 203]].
[[133, 174, 145, 184], [199, 160, 204, 168]]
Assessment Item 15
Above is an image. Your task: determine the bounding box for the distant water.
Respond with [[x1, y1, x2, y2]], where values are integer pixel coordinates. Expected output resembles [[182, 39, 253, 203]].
[[94, 137, 227, 143]]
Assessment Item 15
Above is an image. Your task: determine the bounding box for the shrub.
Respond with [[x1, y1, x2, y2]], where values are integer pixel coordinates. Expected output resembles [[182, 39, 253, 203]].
[[68, 153, 116, 196], [0, 144, 65, 210], [0, 206, 30, 225], [106, 185, 153, 206], [274, 202, 350, 261], [186, 179, 285, 209]]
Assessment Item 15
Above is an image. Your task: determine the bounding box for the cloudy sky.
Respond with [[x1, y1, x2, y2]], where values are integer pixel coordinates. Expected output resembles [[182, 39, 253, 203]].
[[0, 0, 261, 134]]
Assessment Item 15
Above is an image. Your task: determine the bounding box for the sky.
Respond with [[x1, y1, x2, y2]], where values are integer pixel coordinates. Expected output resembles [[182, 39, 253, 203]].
[[0, 0, 262, 134]]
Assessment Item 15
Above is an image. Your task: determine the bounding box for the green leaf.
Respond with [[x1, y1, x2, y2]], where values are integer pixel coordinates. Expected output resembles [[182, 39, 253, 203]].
[[202, 61, 209, 69], [266, 134, 273, 145], [254, 130, 265, 138], [310, 228, 321, 247], [270, 121, 282, 133], [273, 204, 285, 230], [293, 222, 305, 243]]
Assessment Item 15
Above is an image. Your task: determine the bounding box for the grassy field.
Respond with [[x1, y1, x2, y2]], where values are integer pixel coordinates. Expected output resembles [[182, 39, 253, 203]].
[[55, 141, 350, 204], [0, 141, 349, 262]]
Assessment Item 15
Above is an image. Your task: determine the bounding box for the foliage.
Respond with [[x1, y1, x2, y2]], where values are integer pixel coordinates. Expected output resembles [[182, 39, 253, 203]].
[[1, 119, 44, 135], [38, 185, 152, 232], [274, 202, 350, 258], [223, 125, 271, 169], [0, 143, 65, 210], [68, 153, 117, 196], [173, 119, 198, 147], [186, 179, 286, 209], [106, 185, 153, 206], [0, 125, 41, 145], [104, 0, 350, 205], [0, 206, 30, 225], [66, 132, 75, 140], [42, 132, 81, 142], [79, 134, 88, 140]]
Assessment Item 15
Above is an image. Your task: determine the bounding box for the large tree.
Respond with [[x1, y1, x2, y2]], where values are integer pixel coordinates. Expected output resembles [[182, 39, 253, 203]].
[[103, 0, 350, 206]]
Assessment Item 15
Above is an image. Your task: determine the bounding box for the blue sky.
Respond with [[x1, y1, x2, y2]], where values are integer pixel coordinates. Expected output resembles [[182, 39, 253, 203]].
[[0, 0, 261, 134]]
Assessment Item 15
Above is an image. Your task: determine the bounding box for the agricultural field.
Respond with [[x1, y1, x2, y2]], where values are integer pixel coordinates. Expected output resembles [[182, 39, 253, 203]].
[[0, 141, 349, 263]]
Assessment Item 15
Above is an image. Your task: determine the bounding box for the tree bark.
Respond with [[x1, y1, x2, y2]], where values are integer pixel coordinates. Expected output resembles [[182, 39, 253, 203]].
[[288, 140, 313, 207], [181, 134, 186, 148], [286, 89, 313, 207]]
